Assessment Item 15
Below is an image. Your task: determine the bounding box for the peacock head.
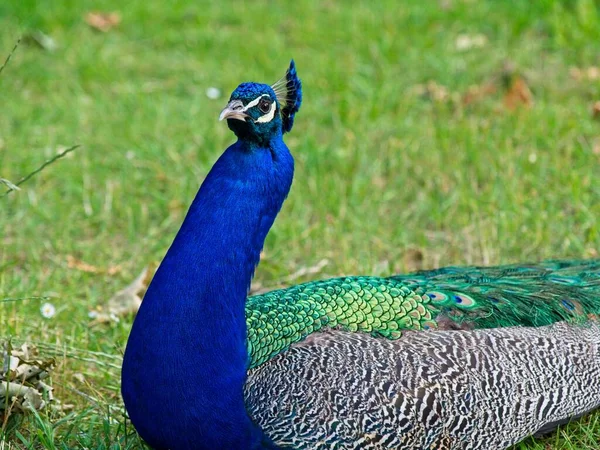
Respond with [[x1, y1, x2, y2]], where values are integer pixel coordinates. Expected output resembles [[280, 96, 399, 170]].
[[219, 60, 302, 144]]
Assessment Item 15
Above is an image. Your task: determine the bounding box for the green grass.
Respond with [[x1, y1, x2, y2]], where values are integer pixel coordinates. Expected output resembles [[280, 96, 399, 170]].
[[1, 0, 600, 448]]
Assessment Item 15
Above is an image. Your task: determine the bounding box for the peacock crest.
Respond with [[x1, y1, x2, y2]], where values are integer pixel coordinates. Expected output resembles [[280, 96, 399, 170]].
[[272, 60, 302, 133]]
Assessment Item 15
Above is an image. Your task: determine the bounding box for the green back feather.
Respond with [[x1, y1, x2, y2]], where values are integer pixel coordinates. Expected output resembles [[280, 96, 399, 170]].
[[245, 259, 600, 368]]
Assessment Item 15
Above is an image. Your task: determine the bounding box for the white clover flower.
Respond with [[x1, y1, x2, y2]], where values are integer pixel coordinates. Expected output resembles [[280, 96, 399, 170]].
[[40, 302, 56, 319], [206, 87, 221, 100]]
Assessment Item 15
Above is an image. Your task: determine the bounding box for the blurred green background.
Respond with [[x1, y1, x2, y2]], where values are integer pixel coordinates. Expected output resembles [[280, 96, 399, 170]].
[[1, 0, 599, 448]]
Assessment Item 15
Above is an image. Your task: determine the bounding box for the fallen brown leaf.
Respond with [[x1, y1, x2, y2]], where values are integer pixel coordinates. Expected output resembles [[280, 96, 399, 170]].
[[1, 342, 55, 415], [460, 61, 532, 110], [89, 264, 155, 325], [250, 259, 330, 294], [168, 198, 186, 215], [592, 101, 600, 119], [72, 373, 86, 384], [66, 255, 121, 275], [413, 81, 450, 103], [570, 67, 582, 80], [462, 82, 497, 106], [588, 67, 600, 80], [503, 76, 533, 110], [570, 66, 600, 81], [403, 248, 424, 272], [281, 258, 329, 284], [85, 12, 121, 32], [249, 280, 263, 293]]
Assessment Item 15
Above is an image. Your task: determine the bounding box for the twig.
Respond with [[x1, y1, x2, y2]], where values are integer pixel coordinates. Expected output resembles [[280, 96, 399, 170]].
[[0, 179, 19, 191], [250, 259, 330, 294], [282, 258, 329, 284], [0, 38, 20, 78], [1, 145, 80, 198], [0, 296, 53, 304], [56, 382, 125, 413]]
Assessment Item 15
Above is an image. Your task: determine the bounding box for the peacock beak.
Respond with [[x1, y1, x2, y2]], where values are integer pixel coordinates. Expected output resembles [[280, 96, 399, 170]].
[[219, 100, 248, 121]]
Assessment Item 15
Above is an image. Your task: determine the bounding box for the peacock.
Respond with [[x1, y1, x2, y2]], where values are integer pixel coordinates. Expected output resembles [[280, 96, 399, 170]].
[[121, 61, 600, 450]]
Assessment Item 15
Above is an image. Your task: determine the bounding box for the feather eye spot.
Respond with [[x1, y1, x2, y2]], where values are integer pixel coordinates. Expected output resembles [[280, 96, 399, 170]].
[[426, 291, 448, 303], [561, 299, 576, 311], [421, 321, 437, 330], [452, 293, 476, 307]]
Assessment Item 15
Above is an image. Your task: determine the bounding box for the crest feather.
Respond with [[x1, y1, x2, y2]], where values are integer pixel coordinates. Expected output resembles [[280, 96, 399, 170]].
[[272, 60, 302, 133]]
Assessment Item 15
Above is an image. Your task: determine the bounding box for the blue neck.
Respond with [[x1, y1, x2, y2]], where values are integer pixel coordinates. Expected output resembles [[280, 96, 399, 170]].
[[122, 132, 293, 449]]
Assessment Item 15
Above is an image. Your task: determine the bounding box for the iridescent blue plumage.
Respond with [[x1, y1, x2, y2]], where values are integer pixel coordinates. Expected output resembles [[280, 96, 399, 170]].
[[122, 62, 301, 449]]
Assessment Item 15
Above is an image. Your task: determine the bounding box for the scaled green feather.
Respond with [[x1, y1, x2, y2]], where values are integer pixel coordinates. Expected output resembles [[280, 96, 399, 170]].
[[245, 259, 600, 368]]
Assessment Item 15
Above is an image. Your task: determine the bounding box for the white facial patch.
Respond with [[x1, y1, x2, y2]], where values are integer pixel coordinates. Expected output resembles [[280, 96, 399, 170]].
[[240, 94, 277, 124], [241, 94, 270, 112], [255, 101, 277, 123]]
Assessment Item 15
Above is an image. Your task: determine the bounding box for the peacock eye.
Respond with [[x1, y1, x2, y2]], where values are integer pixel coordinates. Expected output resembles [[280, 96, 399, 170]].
[[258, 98, 272, 114]]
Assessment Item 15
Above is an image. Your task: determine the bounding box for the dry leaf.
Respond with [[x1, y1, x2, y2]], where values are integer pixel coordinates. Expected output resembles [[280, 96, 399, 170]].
[[85, 12, 121, 32], [72, 373, 86, 384], [461, 61, 531, 109], [569, 67, 582, 80], [503, 76, 533, 110], [66, 255, 121, 275], [50, 402, 74, 412], [1, 342, 55, 413], [250, 259, 330, 294], [462, 82, 497, 106], [403, 248, 424, 272], [413, 81, 450, 103], [282, 259, 329, 284], [89, 264, 155, 325], [570, 66, 600, 81], [250, 280, 263, 293], [592, 101, 600, 119], [372, 260, 390, 275], [587, 67, 600, 80], [167, 198, 186, 215]]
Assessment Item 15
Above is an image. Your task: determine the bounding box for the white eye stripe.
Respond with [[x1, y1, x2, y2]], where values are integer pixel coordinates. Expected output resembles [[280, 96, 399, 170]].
[[255, 101, 277, 123], [242, 94, 270, 112]]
